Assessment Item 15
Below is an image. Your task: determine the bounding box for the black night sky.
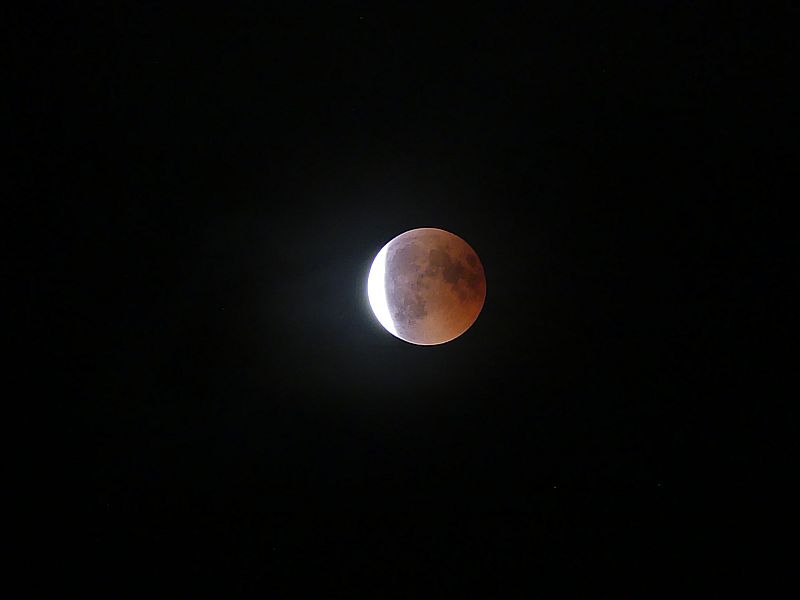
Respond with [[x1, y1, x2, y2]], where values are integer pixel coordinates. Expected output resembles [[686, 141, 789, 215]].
[[17, 3, 793, 595]]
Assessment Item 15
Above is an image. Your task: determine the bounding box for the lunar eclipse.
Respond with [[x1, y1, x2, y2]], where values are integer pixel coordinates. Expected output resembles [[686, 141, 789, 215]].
[[368, 228, 486, 345]]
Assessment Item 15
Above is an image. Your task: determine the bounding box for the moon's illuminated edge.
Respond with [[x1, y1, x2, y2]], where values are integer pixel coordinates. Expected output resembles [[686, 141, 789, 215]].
[[367, 243, 398, 337]]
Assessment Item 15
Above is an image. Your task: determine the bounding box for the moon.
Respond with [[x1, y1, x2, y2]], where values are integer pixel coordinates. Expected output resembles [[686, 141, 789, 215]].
[[367, 228, 486, 345]]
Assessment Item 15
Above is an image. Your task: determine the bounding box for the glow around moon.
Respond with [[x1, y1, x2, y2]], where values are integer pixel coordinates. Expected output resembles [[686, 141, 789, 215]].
[[367, 228, 486, 345]]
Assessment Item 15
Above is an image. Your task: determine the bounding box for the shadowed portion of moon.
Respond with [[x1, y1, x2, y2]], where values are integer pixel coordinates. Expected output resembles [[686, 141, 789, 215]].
[[371, 228, 486, 345]]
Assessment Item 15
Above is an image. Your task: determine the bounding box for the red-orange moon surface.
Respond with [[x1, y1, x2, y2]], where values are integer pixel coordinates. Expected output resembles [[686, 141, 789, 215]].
[[367, 228, 486, 345]]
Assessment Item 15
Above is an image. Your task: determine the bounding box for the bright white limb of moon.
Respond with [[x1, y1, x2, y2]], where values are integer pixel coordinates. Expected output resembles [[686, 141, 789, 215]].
[[367, 243, 397, 336]]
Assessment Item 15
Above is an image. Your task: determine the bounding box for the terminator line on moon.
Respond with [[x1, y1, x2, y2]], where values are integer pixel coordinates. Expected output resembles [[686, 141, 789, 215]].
[[368, 228, 486, 345]]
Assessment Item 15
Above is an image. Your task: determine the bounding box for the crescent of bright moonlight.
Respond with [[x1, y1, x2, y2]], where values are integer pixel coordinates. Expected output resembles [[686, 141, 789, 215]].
[[367, 228, 486, 345]]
